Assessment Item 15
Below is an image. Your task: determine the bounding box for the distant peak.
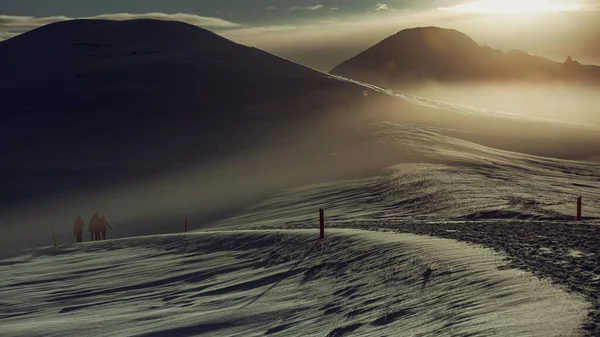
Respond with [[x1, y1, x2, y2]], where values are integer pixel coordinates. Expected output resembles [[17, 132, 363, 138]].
[[391, 26, 469, 38], [398, 26, 459, 33], [506, 49, 531, 57], [565, 55, 579, 64], [386, 26, 480, 47], [564, 55, 581, 67], [1, 18, 227, 50]]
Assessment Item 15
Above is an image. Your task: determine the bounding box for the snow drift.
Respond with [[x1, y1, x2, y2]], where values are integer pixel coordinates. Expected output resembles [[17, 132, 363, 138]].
[[0, 229, 587, 336]]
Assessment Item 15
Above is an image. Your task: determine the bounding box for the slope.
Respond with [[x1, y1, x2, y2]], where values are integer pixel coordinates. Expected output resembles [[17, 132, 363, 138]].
[[213, 120, 600, 228], [2, 20, 600, 258], [0, 229, 587, 336], [0, 19, 374, 209]]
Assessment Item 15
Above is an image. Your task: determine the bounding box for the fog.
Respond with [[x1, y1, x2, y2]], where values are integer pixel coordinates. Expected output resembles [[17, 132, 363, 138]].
[[3, 13, 600, 257], [404, 82, 600, 125], [3, 81, 600, 257], [0, 101, 395, 257], [0, 145, 346, 256]]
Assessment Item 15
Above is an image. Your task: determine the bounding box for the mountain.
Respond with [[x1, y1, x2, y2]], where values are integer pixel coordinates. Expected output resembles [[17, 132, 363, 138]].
[[0, 19, 369, 168], [330, 26, 600, 88], [0, 19, 376, 209], [2, 21, 600, 336], [2, 19, 600, 257]]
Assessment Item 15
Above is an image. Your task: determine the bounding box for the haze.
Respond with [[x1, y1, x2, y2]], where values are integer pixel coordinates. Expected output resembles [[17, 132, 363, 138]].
[[2, 0, 600, 253], [3, 0, 600, 122], [3, 3, 600, 335]]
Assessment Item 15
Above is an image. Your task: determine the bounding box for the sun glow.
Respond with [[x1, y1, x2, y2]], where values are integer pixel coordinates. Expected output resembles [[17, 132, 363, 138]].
[[439, 0, 582, 13]]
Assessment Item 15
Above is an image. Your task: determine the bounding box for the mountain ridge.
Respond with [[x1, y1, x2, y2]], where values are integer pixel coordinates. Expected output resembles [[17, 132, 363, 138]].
[[3, 19, 600, 256], [330, 26, 600, 88], [0, 18, 376, 209]]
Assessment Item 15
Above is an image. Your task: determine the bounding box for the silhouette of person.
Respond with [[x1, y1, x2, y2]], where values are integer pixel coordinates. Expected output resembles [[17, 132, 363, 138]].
[[88, 215, 94, 241], [89, 213, 102, 241], [99, 215, 112, 240], [73, 216, 84, 243]]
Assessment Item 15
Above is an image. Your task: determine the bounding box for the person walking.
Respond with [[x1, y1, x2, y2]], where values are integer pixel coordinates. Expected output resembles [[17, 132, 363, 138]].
[[73, 216, 84, 243], [88, 215, 94, 241], [99, 214, 112, 240], [89, 213, 101, 241]]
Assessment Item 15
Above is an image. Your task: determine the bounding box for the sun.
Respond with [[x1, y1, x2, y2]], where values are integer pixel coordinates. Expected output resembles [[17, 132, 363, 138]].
[[439, 0, 582, 13]]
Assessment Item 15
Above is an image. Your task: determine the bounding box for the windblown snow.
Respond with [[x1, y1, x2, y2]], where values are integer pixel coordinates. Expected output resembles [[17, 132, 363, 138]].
[[0, 229, 587, 336], [2, 19, 600, 252], [1, 19, 600, 336]]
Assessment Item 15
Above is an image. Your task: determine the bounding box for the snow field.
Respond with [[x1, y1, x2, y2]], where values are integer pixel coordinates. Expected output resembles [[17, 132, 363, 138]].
[[0, 229, 587, 336]]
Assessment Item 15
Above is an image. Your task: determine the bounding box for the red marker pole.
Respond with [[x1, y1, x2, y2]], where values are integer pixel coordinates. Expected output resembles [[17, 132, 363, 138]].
[[184, 218, 188, 233], [577, 197, 582, 221], [52, 225, 57, 247], [319, 208, 325, 239]]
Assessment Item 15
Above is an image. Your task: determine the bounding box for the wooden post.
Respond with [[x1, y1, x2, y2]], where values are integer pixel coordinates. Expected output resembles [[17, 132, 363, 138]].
[[184, 218, 188, 233], [577, 196, 582, 221], [52, 225, 57, 247], [319, 208, 324, 239]]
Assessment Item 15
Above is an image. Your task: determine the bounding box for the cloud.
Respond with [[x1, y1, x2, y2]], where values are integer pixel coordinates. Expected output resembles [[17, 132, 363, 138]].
[[287, 5, 324, 11], [91, 13, 241, 27], [267, 5, 326, 12], [374, 3, 398, 12], [328, 7, 340, 13], [0, 13, 241, 41]]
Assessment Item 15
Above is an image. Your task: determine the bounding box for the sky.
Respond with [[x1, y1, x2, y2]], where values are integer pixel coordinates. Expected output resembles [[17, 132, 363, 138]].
[[1, 0, 600, 70]]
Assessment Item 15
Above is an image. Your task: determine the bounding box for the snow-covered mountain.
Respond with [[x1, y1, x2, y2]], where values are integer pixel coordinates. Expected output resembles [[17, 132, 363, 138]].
[[2, 19, 600, 336], [0, 19, 372, 204], [0, 19, 395, 235], [1, 19, 600, 256], [330, 26, 600, 88]]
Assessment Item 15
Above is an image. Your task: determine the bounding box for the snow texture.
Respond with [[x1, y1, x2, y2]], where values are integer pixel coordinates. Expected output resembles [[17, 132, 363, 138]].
[[1, 19, 599, 336], [0, 229, 587, 336]]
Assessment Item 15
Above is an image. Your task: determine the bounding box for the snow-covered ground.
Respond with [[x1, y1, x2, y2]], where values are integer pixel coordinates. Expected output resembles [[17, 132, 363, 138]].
[[0, 229, 587, 336], [2, 19, 600, 336], [214, 121, 600, 228]]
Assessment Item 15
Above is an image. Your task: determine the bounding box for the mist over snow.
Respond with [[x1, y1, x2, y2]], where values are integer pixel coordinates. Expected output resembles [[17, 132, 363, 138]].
[[1, 18, 600, 254], [1, 18, 600, 336]]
